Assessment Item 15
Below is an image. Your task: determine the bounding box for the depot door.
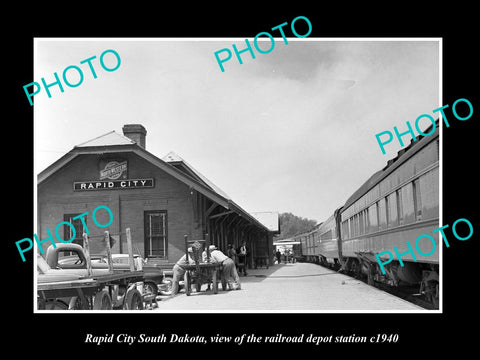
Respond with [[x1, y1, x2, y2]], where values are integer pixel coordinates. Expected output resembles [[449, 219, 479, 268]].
[[144, 210, 167, 258]]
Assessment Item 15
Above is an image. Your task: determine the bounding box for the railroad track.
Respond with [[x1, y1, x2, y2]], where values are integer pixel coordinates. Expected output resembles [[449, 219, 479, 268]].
[[371, 281, 438, 310], [318, 263, 438, 310]]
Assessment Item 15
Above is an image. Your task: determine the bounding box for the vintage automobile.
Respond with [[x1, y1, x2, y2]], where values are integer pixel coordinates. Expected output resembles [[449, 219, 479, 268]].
[[46, 243, 172, 296], [37, 253, 144, 310], [109, 254, 173, 296]]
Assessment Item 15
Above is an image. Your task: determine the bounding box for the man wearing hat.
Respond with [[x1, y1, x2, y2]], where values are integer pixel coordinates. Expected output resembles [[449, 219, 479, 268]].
[[209, 245, 241, 290], [171, 247, 196, 296], [237, 241, 249, 276]]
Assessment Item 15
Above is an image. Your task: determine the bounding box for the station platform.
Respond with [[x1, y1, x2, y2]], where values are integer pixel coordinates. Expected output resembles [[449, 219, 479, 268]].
[[155, 262, 424, 312]]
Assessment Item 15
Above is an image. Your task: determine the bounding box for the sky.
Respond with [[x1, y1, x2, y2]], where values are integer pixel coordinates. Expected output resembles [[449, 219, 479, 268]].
[[34, 38, 440, 223]]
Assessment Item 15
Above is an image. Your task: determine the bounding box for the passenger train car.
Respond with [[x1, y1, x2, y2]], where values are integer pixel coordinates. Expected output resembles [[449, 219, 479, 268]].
[[296, 209, 342, 268], [287, 123, 439, 306]]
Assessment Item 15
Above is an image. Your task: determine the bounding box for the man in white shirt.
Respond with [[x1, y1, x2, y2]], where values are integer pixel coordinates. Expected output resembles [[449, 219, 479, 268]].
[[209, 245, 241, 290], [171, 247, 195, 296], [237, 241, 248, 276]]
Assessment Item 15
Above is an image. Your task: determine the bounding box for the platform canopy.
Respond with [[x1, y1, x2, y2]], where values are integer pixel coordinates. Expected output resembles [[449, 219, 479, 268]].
[[273, 241, 301, 246]]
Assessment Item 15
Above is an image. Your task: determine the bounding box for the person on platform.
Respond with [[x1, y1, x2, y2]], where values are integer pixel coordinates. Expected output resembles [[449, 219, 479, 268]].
[[275, 249, 281, 264], [171, 247, 195, 296], [237, 241, 249, 276], [209, 245, 241, 290], [202, 247, 209, 263], [227, 243, 238, 266]]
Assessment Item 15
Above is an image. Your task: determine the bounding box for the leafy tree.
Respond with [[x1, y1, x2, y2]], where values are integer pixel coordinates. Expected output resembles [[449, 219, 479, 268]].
[[276, 212, 317, 240]]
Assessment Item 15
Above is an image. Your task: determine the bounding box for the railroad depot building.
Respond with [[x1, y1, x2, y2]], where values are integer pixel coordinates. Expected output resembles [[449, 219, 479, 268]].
[[37, 124, 275, 266]]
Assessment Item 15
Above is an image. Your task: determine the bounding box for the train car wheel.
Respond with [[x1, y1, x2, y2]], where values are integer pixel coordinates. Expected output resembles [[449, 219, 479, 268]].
[[425, 281, 439, 308]]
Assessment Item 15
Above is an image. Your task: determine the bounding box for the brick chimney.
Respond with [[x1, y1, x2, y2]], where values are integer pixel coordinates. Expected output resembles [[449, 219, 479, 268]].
[[122, 124, 147, 149]]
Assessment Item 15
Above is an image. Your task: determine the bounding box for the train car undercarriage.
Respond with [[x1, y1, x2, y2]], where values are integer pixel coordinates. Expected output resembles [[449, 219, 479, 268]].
[[341, 253, 439, 308]]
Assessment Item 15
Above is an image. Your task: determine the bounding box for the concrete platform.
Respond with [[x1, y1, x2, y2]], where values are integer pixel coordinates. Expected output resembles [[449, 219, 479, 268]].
[[154, 262, 424, 312]]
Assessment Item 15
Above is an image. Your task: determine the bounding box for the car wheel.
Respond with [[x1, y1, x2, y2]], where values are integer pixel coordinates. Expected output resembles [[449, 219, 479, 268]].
[[44, 299, 68, 310], [159, 278, 173, 296], [93, 290, 113, 310], [124, 288, 144, 310], [143, 281, 158, 297]]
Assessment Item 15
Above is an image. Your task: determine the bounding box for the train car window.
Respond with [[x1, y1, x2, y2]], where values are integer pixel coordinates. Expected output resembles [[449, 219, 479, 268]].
[[362, 209, 366, 234], [396, 189, 404, 225], [350, 216, 355, 237], [377, 199, 387, 230], [387, 192, 398, 227], [352, 215, 356, 237], [419, 168, 439, 220], [413, 178, 423, 221], [342, 220, 349, 239], [385, 196, 390, 227], [364, 208, 370, 232], [401, 183, 415, 224], [376, 202, 381, 230], [355, 214, 360, 236], [368, 204, 378, 233], [359, 211, 365, 234], [321, 230, 333, 241]]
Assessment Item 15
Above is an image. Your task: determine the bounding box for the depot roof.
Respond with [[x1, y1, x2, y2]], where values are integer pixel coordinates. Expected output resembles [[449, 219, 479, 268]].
[[75, 130, 136, 147], [250, 211, 280, 234], [38, 129, 269, 233], [162, 151, 231, 200]]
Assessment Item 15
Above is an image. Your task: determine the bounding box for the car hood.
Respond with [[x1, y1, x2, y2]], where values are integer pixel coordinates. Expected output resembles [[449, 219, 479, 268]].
[[37, 268, 112, 283]]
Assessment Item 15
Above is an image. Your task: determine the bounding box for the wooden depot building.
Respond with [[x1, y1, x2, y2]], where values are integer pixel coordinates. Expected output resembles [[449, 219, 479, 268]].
[[37, 124, 276, 267]]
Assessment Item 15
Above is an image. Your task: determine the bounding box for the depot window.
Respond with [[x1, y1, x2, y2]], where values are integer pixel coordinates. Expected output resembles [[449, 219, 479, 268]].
[[63, 213, 87, 246], [144, 210, 168, 258]]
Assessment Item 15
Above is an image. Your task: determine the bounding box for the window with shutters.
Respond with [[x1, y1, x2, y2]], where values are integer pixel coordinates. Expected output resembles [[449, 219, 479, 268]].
[[144, 210, 167, 258]]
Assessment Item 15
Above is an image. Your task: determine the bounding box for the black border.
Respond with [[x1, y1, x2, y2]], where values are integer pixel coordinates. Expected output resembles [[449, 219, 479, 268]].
[[6, 4, 478, 354]]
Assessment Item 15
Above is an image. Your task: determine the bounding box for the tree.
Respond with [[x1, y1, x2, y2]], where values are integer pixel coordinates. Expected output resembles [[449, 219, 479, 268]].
[[276, 212, 317, 240]]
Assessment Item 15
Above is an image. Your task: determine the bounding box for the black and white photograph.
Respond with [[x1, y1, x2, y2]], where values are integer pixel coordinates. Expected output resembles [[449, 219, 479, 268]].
[[6, 5, 478, 354], [33, 38, 441, 313]]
